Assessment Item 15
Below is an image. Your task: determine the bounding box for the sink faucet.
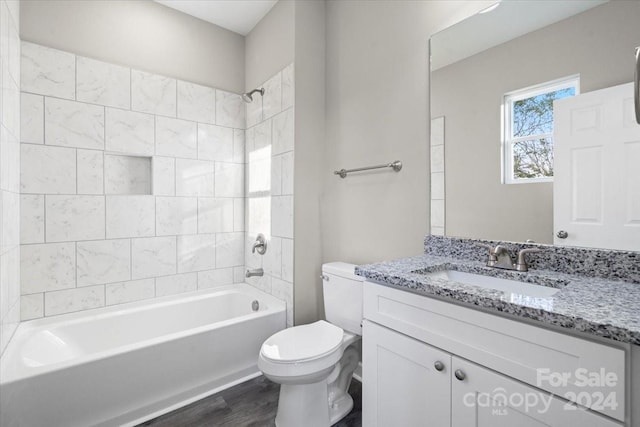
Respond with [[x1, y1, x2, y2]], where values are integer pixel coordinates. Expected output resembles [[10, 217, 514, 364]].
[[480, 244, 541, 272]]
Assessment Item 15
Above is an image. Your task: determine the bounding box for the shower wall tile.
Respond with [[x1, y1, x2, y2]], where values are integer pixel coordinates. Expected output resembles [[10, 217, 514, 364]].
[[106, 196, 155, 238], [77, 239, 131, 286], [19, 43, 250, 320], [215, 162, 243, 198], [271, 155, 282, 196], [21, 41, 75, 99], [281, 64, 294, 110], [245, 93, 262, 128], [131, 69, 176, 117], [20, 93, 43, 144], [156, 196, 198, 236], [20, 294, 43, 321], [216, 89, 245, 129], [216, 232, 244, 268], [265, 236, 282, 279], [233, 198, 244, 232], [272, 108, 294, 155], [104, 154, 152, 195], [272, 196, 293, 239], [21, 242, 75, 294], [233, 129, 245, 164], [131, 236, 177, 280], [20, 195, 44, 244], [1, 191, 20, 251], [1, 132, 20, 193], [281, 238, 293, 282], [177, 81, 215, 124], [155, 116, 197, 159], [21, 144, 76, 194], [175, 159, 214, 197], [281, 151, 294, 195], [156, 273, 197, 297], [45, 97, 105, 150], [177, 234, 216, 273], [105, 108, 155, 156], [197, 268, 234, 289], [45, 285, 105, 316], [152, 156, 176, 196], [77, 56, 130, 109], [45, 195, 106, 242], [198, 123, 233, 162], [77, 149, 104, 195], [198, 198, 234, 234], [262, 72, 282, 120], [106, 278, 155, 306], [1, 3, 20, 353]]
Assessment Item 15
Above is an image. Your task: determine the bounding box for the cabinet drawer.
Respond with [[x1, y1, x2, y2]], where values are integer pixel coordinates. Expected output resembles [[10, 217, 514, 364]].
[[452, 356, 622, 427], [363, 281, 626, 422]]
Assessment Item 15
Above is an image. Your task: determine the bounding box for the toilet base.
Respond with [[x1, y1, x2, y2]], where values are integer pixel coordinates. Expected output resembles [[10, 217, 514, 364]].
[[275, 380, 330, 427]]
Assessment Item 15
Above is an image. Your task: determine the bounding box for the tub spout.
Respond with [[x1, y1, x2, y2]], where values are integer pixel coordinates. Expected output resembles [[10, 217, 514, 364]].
[[246, 268, 264, 278]]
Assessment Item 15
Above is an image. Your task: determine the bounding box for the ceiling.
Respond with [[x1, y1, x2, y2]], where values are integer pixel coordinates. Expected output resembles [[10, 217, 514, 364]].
[[155, 0, 278, 36]]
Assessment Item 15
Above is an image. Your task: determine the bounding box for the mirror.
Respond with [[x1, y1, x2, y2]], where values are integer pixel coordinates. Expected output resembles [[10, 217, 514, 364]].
[[430, 0, 640, 249]]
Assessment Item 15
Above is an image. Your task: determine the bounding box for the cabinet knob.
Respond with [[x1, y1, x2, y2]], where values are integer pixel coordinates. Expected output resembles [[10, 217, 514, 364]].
[[434, 361, 445, 371], [454, 369, 466, 381]]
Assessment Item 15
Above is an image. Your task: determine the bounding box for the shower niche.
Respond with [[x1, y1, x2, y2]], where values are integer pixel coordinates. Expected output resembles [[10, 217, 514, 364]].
[[104, 154, 153, 195]]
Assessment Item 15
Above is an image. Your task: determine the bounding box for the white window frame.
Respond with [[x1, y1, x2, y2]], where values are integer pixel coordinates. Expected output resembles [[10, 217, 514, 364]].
[[502, 75, 580, 184]]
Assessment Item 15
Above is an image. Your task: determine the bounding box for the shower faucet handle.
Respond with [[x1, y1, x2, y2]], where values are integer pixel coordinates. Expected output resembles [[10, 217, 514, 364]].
[[251, 234, 267, 255]]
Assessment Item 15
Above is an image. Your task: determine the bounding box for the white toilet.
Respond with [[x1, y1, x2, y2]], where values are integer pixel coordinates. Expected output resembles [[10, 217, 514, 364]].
[[258, 262, 363, 427]]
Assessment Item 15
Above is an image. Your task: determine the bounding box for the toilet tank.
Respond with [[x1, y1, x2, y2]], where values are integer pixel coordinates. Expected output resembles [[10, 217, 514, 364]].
[[322, 262, 364, 335]]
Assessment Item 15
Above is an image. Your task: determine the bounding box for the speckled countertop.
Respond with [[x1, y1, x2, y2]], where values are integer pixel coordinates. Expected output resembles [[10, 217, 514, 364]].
[[355, 236, 640, 346]]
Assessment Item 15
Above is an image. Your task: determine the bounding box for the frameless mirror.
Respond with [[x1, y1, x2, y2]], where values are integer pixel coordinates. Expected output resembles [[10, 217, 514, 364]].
[[430, 0, 640, 250]]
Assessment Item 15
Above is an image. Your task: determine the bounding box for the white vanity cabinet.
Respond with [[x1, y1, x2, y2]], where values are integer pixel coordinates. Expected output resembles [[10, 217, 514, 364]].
[[362, 281, 629, 427]]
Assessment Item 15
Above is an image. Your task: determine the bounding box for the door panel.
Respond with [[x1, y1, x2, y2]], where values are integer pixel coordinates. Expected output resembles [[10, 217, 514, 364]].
[[362, 320, 451, 427]]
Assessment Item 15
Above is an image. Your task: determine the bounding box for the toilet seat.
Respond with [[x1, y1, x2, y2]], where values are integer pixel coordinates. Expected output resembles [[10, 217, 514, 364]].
[[260, 320, 344, 363]]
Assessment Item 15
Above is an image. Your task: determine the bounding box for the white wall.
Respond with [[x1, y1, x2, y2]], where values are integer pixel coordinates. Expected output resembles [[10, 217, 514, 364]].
[[245, 0, 294, 92], [293, 0, 326, 324], [0, 0, 21, 355], [19, 0, 245, 93], [19, 42, 246, 319], [322, 0, 488, 266]]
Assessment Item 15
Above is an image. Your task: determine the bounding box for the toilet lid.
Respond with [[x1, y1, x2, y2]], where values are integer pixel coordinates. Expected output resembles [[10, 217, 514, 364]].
[[261, 320, 344, 363]]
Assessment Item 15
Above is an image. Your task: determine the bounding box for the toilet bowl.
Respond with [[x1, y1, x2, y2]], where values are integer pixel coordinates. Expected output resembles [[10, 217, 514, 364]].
[[258, 262, 363, 427]]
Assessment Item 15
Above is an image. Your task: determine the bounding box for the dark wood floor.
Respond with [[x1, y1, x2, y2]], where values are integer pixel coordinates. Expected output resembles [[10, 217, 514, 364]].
[[140, 375, 362, 427]]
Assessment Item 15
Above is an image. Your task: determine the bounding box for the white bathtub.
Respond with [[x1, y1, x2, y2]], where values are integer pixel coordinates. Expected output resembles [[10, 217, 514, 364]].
[[0, 284, 285, 427]]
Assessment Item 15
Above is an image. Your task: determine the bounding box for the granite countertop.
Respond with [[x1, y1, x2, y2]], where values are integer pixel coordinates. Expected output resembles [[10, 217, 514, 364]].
[[355, 254, 640, 346]]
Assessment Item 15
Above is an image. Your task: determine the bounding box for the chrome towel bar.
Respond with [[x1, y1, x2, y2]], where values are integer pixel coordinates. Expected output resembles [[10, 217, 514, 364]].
[[334, 160, 402, 178]]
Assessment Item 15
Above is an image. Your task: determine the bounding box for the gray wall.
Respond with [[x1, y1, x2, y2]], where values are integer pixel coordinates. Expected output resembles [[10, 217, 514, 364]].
[[20, 0, 245, 93], [245, 0, 294, 91], [322, 0, 488, 265], [432, 1, 640, 244], [293, 0, 326, 324]]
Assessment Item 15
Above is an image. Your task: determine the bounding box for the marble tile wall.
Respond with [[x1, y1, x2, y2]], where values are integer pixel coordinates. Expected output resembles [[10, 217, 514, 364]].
[[244, 64, 295, 326], [430, 116, 445, 235], [0, 0, 21, 355], [19, 41, 247, 320]]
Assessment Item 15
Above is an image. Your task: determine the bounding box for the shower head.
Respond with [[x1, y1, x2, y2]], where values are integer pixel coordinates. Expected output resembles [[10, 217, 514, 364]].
[[242, 88, 265, 103]]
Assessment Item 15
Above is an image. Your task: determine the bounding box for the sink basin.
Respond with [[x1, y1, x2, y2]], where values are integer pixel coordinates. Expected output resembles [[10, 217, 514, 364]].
[[421, 269, 560, 298]]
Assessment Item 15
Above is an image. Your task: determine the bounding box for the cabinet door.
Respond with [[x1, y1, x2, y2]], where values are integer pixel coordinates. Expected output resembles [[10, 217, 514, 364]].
[[451, 357, 621, 427], [362, 320, 451, 427]]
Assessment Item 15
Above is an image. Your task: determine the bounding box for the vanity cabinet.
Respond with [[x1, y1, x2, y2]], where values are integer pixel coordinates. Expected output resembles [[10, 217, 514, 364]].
[[362, 281, 628, 426]]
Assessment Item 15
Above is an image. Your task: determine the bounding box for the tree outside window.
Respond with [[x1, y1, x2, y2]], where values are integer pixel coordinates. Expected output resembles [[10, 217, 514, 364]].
[[503, 76, 579, 183]]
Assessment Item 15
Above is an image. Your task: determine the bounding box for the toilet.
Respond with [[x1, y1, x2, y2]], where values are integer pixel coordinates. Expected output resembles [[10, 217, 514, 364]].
[[258, 262, 363, 427]]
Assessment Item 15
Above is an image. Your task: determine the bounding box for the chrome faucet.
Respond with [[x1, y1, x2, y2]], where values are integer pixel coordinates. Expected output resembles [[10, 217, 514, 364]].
[[252, 234, 267, 255], [481, 244, 541, 272]]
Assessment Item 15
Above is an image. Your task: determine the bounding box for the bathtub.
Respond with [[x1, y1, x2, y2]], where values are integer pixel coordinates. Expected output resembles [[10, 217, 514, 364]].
[[0, 284, 285, 427]]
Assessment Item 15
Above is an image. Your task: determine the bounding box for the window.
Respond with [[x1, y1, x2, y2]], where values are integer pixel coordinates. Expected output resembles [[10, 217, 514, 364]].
[[503, 76, 579, 184]]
